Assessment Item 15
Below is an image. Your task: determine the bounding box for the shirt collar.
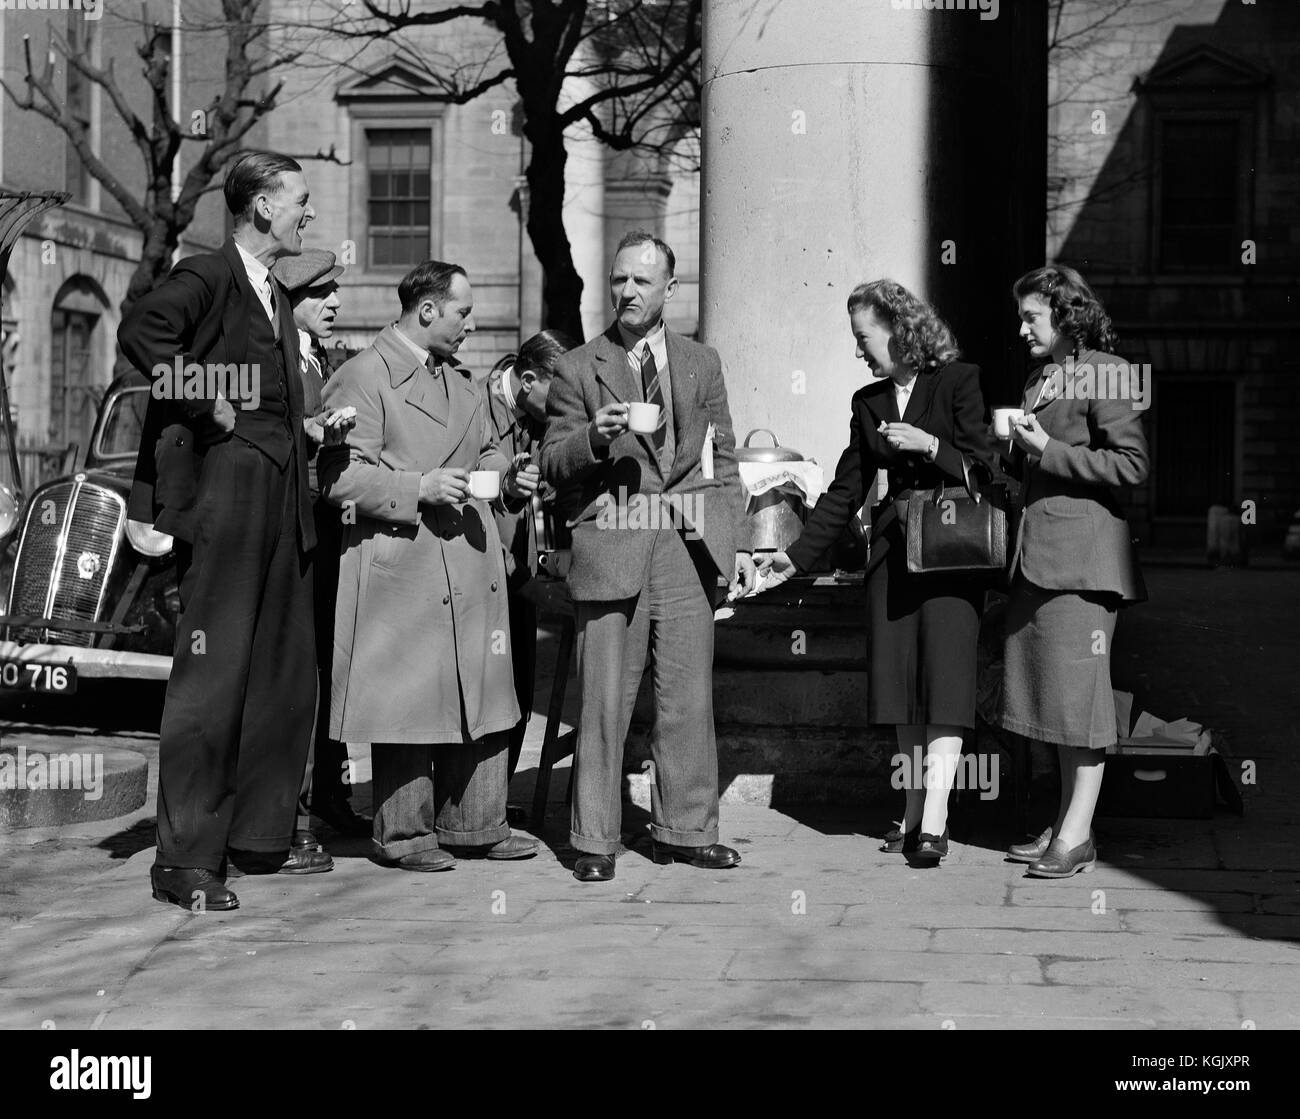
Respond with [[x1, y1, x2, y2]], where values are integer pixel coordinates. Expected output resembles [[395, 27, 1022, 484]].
[[297, 329, 316, 366], [235, 241, 271, 291], [617, 319, 665, 356], [392, 324, 433, 367], [493, 365, 523, 418]]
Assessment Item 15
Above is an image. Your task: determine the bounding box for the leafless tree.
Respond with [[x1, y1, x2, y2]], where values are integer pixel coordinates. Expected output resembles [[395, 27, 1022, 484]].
[[0, 0, 341, 317], [1046, 0, 1172, 236], [293, 0, 702, 341]]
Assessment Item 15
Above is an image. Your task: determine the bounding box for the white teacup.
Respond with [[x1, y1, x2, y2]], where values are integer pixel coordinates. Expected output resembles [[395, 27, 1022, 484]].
[[627, 402, 661, 435], [469, 470, 501, 500], [993, 407, 1027, 438]]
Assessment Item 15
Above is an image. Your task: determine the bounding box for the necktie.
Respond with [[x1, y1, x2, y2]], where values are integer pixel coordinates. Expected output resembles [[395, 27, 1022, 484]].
[[265, 279, 280, 340], [426, 355, 448, 404], [639, 345, 666, 452]]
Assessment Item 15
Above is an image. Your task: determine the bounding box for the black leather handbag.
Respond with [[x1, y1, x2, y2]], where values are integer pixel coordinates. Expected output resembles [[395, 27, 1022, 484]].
[[905, 457, 1011, 574]]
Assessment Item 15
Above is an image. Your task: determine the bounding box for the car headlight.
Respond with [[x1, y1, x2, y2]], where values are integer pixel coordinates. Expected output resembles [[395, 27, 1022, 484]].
[[0, 484, 19, 539], [126, 518, 174, 558]]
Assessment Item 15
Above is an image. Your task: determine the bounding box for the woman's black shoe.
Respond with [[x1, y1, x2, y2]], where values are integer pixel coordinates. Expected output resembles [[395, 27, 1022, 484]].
[[912, 829, 949, 864], [880, 824, 921, 853]]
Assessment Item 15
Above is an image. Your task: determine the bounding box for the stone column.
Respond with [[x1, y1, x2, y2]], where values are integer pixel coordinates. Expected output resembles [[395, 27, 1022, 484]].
[[700, 0, 1046, 470]]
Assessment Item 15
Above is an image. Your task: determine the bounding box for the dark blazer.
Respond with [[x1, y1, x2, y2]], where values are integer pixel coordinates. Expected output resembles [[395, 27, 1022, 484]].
[[540, 324, 747, 601], [120, 238, 310, 546], [1008, 349, 1149, 604], [787, 361, 992, 572]]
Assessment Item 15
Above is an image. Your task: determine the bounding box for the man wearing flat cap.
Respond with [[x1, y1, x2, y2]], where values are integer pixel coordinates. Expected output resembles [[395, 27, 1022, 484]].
[[272, 249, 370, 869]]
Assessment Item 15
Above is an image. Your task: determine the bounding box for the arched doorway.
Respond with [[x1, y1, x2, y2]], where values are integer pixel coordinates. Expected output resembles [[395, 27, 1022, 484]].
[[50, 275, 109, 456]]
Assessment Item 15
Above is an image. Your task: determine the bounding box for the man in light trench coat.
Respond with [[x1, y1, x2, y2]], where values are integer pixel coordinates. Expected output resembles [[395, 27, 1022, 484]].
[[320, 260, 540, 871]]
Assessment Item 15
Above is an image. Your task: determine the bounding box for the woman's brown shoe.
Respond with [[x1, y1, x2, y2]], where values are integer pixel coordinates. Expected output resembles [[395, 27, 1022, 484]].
[[1026, 836, 1097, 878], [1009, 828, 1095, 865], [1007, 827, 1054, 863]]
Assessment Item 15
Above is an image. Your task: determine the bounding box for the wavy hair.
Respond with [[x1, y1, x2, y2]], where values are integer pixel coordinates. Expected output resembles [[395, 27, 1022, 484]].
[[1012, 264, 1118, 354], [845, 279, 960, 372]]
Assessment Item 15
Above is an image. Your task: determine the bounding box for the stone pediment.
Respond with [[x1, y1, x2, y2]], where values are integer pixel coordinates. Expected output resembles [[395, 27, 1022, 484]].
[[336, 63, 441, 102], [1138, 44, 1269, 92]]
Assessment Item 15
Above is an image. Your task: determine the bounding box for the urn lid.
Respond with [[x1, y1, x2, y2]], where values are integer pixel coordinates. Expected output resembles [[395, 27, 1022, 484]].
[[735, 428, 804, 463]]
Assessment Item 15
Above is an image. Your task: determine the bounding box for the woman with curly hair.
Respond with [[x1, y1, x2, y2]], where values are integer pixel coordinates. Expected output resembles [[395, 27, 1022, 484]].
[[998, 265, 1149, 877], [760, 279, 994, 863]]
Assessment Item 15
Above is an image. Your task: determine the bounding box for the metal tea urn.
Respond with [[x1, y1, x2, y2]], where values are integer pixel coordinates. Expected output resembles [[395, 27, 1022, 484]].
[[735, 429, 809, 552]]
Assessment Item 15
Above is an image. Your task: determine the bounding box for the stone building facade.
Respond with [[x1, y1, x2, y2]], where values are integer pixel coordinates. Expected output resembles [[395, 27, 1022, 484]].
[[1048, 0, 1299, 550], [1, 0, 227, 468]]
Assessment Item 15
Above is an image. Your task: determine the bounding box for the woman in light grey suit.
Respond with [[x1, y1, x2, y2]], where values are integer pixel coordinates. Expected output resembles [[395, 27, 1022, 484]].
[[997, 265, 1150, 878]]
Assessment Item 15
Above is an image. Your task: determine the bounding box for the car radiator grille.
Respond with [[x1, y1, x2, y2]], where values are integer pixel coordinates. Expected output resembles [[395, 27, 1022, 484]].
[[6, 480, 125, 647]]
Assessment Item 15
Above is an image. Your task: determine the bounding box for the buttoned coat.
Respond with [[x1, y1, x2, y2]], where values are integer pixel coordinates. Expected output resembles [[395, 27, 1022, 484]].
[[320, 325, 519, 744], [539, 325, 747, 602], [1009, 349, 1149, 604]]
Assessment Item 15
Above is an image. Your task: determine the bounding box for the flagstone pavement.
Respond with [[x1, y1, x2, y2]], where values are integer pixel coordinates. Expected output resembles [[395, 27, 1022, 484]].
[[1, 567, 1297, 1030]]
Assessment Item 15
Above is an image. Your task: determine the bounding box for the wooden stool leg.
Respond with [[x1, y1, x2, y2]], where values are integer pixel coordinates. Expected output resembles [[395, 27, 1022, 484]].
[[532, 616, 576, 830]]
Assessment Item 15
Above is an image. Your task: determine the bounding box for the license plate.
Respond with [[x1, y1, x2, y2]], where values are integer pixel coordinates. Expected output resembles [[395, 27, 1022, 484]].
[[0, 661, 78, 694]]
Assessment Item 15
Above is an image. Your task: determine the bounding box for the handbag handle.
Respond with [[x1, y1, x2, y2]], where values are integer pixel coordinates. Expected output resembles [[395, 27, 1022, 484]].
[[930, 455, 991, 507]]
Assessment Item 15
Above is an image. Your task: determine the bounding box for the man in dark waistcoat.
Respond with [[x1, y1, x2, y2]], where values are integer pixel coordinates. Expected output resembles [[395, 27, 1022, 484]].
[[120, 151, 325, 911]]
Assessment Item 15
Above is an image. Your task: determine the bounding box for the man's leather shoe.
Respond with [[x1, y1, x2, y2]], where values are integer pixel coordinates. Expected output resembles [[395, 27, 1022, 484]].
[[445, 834, 539, 860], [574, 854, 616, 882], [881, 824, 921, 854], [388, 849, 456, 872], [151, 866, 238, 912], [911, 829, 949, 865], [1027, 836, 1096, 878], [311, 794, 372, 838], [650, 842, 741, 869], [280, 832, 333, 874]]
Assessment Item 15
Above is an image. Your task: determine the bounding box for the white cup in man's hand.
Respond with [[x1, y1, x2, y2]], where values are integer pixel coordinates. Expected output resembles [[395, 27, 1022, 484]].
[[469, 470, 501, 500], [627, 402, 661, 434], [992, 407, 1027, 438]]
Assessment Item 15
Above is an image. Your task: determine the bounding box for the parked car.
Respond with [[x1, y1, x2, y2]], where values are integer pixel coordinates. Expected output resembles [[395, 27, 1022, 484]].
[[0, 372, 178, 696]]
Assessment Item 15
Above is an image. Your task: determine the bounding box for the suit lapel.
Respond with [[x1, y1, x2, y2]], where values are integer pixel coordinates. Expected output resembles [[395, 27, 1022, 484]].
[[272, 275, 301, 389], [439, 363, 477, 467], [594, 324, 661, 471], [901, 370, 936, 426], [592, 326, 640, 407], [665, 328, 701, 472], [872, 378, 900, 424], [219, 239, 251, 370], [406, 366, 447, 428], [375, 327, 435, 427]]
